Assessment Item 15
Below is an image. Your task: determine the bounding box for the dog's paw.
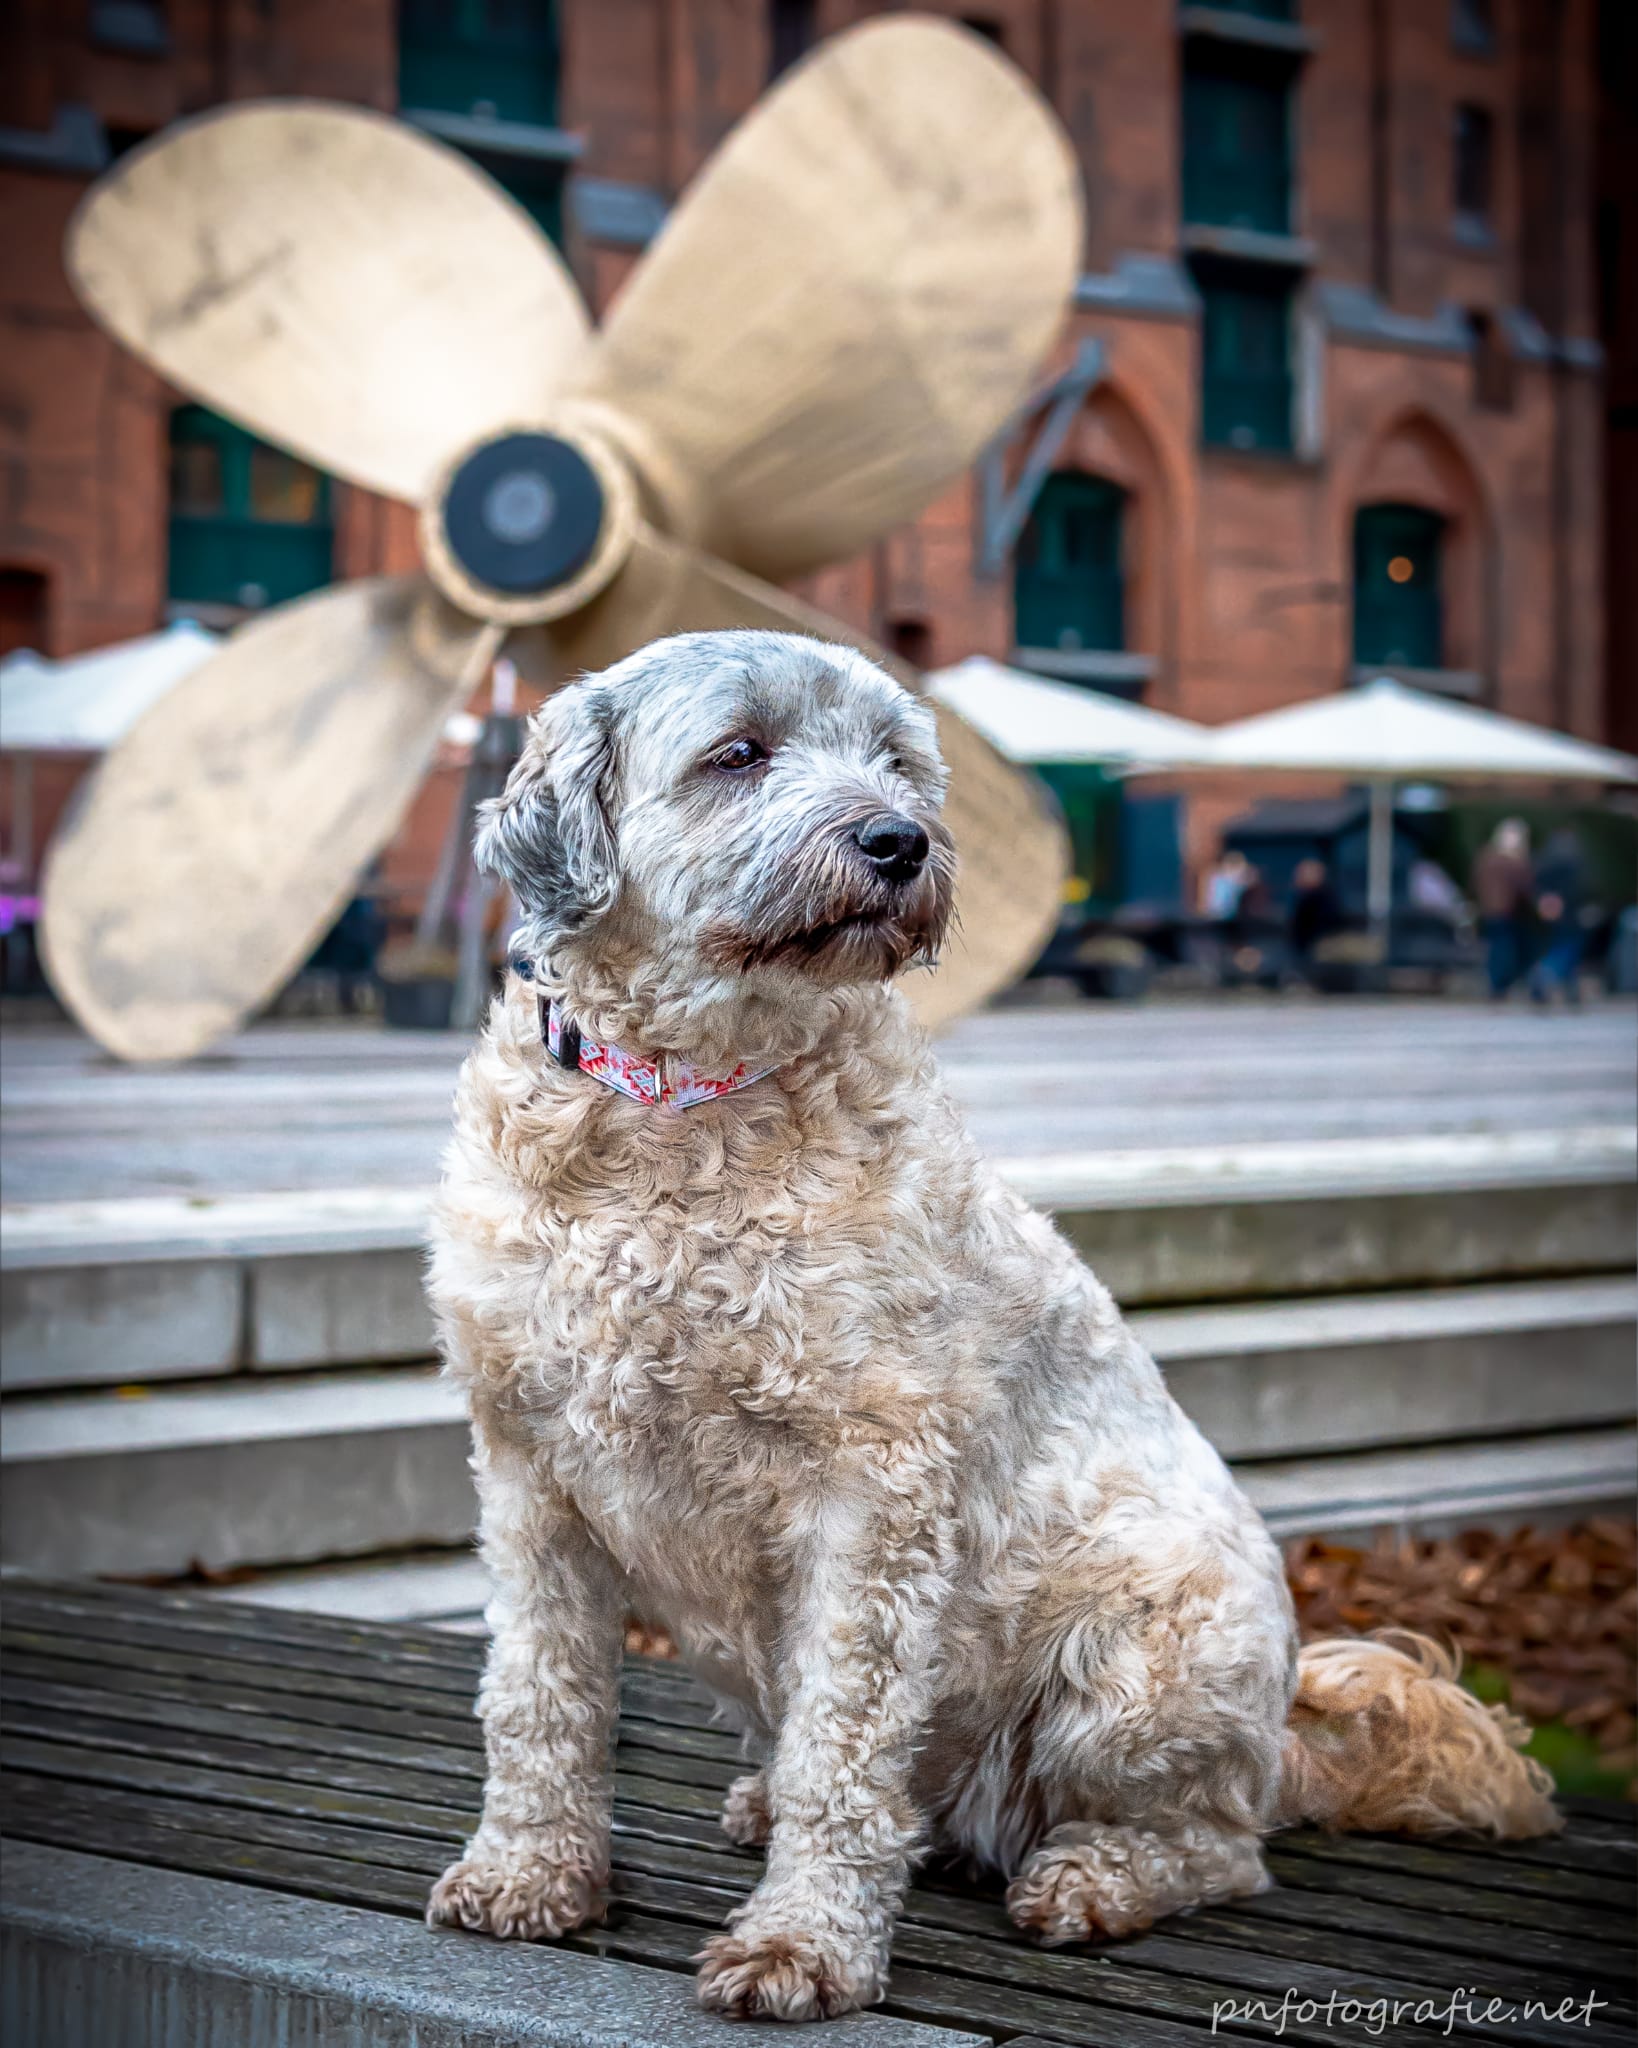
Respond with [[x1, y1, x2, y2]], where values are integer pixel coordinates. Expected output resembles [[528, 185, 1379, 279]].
[[427, 1845, 604, 1942], [1007, 1821, 1268, 1945], [720, 1771, 772, 1849], [1006, 1837, 1124, 1945], [695, 1927, 883, 2021]]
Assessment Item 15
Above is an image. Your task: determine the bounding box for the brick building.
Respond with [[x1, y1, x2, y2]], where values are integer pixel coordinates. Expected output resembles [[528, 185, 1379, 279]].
[[0, 0, 1622, 899]]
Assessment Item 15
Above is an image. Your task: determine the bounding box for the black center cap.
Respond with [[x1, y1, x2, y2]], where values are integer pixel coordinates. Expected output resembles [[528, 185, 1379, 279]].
[[442, 432, 604, 595]]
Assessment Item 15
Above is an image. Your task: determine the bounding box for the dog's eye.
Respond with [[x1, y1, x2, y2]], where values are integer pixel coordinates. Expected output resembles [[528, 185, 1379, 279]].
[[709, 737, 769, 775]]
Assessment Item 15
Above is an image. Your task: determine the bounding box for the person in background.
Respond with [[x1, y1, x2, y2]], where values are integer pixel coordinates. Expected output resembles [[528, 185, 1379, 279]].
[[1530, 826, 1590, 1008], [1288, 856, 1344, 972], [1203, 849, 1252, 920], [1472, 819, 1533, 999]]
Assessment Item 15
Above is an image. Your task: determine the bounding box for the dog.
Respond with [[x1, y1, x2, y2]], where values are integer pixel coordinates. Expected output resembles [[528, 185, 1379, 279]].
[[425, 630, 1558, 2021]]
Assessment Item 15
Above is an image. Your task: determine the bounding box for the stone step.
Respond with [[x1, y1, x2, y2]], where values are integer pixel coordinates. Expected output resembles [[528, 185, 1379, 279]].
[[1242, 1426, 1638, 1544], [170, 1424, 1638, 1631], [1132, 1275, 1638, 1461], [4, 1127, 1632, 1391], [0, 1368, 470, 1579], [4, 1275, 1631, 1578]]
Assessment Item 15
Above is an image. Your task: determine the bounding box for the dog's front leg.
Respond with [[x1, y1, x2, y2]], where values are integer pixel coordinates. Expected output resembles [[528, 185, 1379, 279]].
[[429, 1428, 621, 1942], [696, 1456, 951, 2021]]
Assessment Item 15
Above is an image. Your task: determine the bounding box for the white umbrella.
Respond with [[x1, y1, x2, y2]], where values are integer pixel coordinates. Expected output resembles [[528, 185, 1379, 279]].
[[1203, 677, 1638, 930], [926, 655, 1212, 767], [0, 622, 220, 754], [1, 621, 487, 758]]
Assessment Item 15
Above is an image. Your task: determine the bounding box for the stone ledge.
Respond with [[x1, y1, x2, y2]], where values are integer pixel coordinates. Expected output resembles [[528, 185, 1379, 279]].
[[1, 1842, 973, 2048]]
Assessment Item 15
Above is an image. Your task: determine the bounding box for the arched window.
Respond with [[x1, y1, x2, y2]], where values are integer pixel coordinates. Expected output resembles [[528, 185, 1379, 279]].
[[167, 407, 334, 614], [1352, 502, 1445, 670], [1014, 473, 1127, 660]]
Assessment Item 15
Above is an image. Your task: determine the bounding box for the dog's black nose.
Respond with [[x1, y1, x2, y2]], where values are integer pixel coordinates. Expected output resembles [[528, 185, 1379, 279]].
[[854, 813, 930, 881]]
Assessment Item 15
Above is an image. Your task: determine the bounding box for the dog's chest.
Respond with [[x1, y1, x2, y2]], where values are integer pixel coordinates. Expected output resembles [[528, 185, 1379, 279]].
[[436, 1041, 989, 1597], [531, 1163, 938, 1430]]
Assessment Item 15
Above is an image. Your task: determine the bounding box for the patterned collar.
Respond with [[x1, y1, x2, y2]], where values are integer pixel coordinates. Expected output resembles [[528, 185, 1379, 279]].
[[524, 969, 777, 1110]]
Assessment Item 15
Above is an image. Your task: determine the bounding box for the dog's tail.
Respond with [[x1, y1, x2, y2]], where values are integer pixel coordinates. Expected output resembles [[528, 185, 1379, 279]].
[[1275, 1631, 1561, 1838]]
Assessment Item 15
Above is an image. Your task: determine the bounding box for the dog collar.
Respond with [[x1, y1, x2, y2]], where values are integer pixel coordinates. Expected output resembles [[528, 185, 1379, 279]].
[[534, 991, 776, 1110]]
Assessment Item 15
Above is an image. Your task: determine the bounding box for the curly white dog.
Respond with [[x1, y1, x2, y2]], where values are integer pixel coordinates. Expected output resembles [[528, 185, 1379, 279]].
[[425, 630, 1557, 2021]]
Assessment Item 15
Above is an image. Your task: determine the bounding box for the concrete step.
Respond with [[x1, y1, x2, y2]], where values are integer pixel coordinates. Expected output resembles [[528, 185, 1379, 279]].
[[168, 1426, 1638, 1631], [0, 1368, 470, 1578], [4, 1126, 1632, 1390], [1132, 1274, 1638, 1460], [1241, 1426, 1638, 1543], [4, 1275, 1632, 1578]]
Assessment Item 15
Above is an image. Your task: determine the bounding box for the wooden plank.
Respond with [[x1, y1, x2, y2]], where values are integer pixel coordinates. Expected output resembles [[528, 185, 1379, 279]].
[[4, 1770, 455, 1880], [1, 1707, 485, 1810], [14, 1583, 1625, 1895], [1, 1643, 483, 1743], [1, 1672, 484, 1784], [618, 1861, 1630, 2048], [0, 1597, 484, 1702], [0, 1621, 701, 1747], [608, 1867, 1460, 2048], [18, 1681, 1626, 1966], [1273, 1828, 1627, 1908], [2, 1733, 476, 1838], [3, 1774, 435, 1916], [10, 1765, 1628, 2044], [1263, 1845, 1635, 1948], [7, 1619, 1627, 1894], [1149, 1904, 1635, 2015], [4, 1736, 472, 1835]]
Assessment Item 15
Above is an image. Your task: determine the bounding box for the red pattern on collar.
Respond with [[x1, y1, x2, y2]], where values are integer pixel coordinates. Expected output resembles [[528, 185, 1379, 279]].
[[540, 996, 775, 1109]]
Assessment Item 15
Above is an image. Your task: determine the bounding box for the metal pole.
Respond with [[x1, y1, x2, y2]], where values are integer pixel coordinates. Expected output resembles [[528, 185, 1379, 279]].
[[1367, 778, 1394, 940]]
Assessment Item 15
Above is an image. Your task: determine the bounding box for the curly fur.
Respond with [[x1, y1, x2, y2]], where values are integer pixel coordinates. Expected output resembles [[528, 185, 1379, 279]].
[[425, 631, 1559, 2020]]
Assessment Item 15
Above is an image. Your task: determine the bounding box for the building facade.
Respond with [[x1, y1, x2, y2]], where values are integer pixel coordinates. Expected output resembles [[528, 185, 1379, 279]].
[[0, 0, 1618, 893]]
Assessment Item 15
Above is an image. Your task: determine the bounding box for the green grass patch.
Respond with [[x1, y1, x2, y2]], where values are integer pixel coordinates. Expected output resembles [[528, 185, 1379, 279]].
[[1465, 1661, 1631, 1801]]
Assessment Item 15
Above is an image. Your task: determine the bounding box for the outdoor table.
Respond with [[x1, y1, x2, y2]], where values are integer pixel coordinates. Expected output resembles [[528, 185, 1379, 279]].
[[2, 1577, 1633, 2047]]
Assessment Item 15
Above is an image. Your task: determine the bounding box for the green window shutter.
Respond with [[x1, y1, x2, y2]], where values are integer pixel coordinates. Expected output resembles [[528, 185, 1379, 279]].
[[1182, 57, 1292, 235], [397, 2, 565, 244], [1015, 473, 1127, 655], [1352, 504, 1445, 669], [1197, 270, 1294, 452], [167, 406, 334, 612], [398, 0, 560, 129]]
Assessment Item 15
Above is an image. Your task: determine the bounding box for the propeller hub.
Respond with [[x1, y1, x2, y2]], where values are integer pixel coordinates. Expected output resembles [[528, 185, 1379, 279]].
[[422, 424, 637, 627], [441, 432, 603, 596]]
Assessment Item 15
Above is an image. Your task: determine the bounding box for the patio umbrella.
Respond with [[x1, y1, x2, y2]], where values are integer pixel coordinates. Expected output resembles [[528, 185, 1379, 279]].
[[927, 655, 1213, 766], [1201, 677, 1638, 931], [0, 623, 221, 754]]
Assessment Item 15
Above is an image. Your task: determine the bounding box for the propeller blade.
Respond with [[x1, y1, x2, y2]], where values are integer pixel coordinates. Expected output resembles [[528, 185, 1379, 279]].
[[570, 17, 1081, 582], [67, 102, 590, 503], [513, 529, 1069, 1030], [41, 580, 498, 1062]]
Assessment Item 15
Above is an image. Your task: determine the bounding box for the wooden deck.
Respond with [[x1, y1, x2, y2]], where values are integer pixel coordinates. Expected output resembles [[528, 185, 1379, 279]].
[[2, 1577, 1634, 2048]]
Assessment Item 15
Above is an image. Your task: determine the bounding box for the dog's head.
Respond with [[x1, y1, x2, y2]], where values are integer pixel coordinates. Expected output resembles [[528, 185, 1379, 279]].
[[478, 631, 955, 1040]]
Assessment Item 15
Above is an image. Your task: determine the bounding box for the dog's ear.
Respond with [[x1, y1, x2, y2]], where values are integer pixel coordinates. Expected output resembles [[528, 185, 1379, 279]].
[[476, 687, 618, 932]]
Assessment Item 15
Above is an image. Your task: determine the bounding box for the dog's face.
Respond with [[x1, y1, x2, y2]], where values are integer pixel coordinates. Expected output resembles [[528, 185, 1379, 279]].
[[479, 631, 955, 1014]]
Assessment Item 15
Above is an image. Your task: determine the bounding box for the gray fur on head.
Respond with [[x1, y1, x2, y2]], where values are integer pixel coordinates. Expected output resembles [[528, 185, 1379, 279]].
[[476, 631, 956, 1068], [476, 688, 618, 934]]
